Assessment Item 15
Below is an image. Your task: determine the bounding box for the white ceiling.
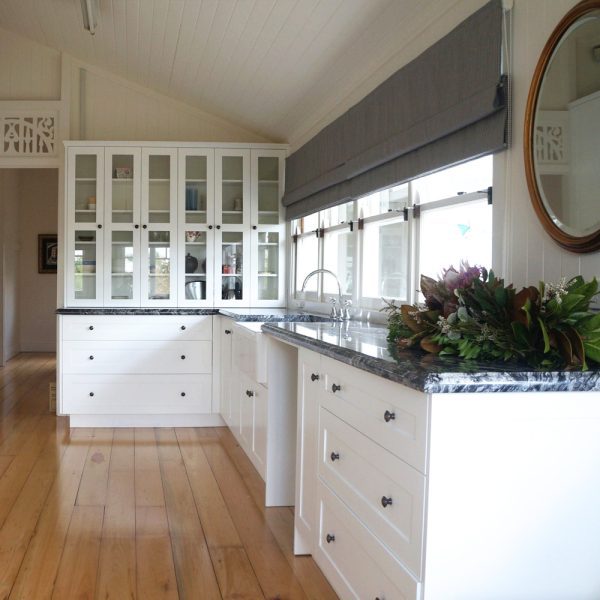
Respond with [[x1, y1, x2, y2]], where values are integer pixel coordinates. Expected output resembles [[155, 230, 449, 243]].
[[0, 0, 480, 146]]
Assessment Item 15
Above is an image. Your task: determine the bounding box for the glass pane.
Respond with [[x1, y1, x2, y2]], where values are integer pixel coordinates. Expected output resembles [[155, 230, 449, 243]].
[[75, 155, 97, 223], [358, 184, 408, 218], [148, 155, 171, 224], [111, 154, 134, 223], [257, 157, 279, 224], [362, 219, 409, 300], [419, 199, 492, 280], [295, 234, 319, 295], [257, 231, 279, 301], [222, 156, 244, 225], [74, 230, 97, 300], [323, 231, 354, 296], [147, 231, 170, 300], [111, 231, 134, 300], [185, 156, 207, 224], [322, 201, 356, 228], [414, 155, 493, 204], [184, 230, 207, 301], [221, 232, 243, 300]]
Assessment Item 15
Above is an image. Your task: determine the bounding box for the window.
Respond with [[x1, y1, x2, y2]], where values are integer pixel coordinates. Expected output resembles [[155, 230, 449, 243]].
[[291, 156, 493, 313]]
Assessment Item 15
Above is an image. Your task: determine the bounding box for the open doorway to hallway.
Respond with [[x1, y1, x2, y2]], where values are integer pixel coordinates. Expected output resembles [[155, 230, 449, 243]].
[[0, 169, 58, 366]]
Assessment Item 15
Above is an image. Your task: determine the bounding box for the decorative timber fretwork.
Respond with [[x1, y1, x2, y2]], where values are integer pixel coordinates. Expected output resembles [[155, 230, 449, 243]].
[[534, 110, 569, 174], [1, 112, 57, 157]]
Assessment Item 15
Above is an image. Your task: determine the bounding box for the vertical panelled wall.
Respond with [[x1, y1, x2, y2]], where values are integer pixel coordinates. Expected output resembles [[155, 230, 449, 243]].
[[501, 0, 600, 287]]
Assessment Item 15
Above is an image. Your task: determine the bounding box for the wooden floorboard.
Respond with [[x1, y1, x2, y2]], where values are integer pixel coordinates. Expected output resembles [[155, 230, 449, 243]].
[[0, 353, 336, 599]]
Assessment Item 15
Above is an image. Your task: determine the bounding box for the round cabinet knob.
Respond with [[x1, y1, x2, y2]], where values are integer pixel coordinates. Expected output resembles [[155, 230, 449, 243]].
[[326, 534, 335, 544], [216, 225, 221, 230], [134, 224, 139, 229], [252, 225, 257, 230], [142, 224, 147, 229], [208, 225, 213, 230], [181, 392, 186, 397], [384, 410, 396, 423], [97, 224, 102, 229], [89, 355, 94, 360], [246, 390, 254, 397], [89, 392, 94, 397], [180, 325, 186, 330], [330, 452, 340, 462], [88, 325, 94, 330], [331, 383, 341, 393], [224, 329, 232, 335], [310, 373, 319, 382], [180, 355, 186, 360], [381, 496, 393, 508]]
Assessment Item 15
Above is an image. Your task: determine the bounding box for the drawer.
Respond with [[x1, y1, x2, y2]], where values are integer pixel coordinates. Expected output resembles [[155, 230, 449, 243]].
[[316, 482, 420, 600], [231, 323, 268, 385], [62, 340, 212, 374], [62, 374, 212, 414], [318, 407, 425, 578], [61, 315, 213, 341], [321, 356, 428, 474]]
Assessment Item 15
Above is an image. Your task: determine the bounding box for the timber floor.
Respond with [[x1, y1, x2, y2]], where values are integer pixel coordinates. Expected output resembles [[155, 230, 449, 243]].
[[0, 353, 337, 600]]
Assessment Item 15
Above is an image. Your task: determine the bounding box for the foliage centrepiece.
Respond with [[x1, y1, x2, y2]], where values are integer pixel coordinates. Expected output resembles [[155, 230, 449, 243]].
[[383, 264, 600, 370]]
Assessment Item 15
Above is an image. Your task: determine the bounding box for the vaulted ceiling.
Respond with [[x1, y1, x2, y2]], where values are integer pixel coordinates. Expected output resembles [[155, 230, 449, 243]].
[[0, 0, 482, 146]]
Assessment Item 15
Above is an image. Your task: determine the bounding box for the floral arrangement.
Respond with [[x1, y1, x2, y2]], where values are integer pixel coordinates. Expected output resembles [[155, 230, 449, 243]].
[[384, 264, 600, 370]]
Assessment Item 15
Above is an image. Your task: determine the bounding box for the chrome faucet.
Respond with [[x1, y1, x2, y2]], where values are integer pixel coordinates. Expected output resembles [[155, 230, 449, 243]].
[[300, 268, 352, 321]]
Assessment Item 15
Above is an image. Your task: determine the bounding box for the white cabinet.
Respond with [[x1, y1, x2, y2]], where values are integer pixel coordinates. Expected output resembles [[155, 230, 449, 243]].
[[65, 142, 287, 308]]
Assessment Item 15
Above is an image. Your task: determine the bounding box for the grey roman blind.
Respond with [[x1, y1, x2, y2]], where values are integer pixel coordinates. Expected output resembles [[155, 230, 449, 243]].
[[283, 0, 508, 220]]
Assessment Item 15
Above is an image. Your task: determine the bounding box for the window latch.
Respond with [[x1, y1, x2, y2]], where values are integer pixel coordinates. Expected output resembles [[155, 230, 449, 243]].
[[348, 221, 354, 232]]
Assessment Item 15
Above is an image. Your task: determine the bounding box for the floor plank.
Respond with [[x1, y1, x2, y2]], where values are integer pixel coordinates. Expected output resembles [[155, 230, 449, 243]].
[[134, 428, 165, 507], [76, 428, 114, 507]]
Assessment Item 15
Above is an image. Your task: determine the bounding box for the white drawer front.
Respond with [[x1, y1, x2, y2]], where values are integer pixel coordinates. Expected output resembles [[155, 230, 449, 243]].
[[63, 341, 212, 374], [316, 482, 420, 600], [62, 374, 212, 414], [321, 356, 428, 474], [61, 315, 213, 341], [318, 407, 425, 578]]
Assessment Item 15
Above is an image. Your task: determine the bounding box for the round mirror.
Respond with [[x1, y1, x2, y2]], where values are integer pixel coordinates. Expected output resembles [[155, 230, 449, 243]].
[[525, 0, 600, 252]]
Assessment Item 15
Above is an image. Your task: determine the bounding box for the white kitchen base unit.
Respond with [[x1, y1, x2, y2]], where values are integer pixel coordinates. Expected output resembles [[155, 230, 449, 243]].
[[58, 313, 223, 427], [294, 346, 600, 600]]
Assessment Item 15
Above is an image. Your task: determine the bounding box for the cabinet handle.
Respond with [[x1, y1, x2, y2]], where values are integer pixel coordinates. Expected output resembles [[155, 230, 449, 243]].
[[384, 410, 396, 422], [180, 325, 186, 330], [224, 329, 232, 334], [88, 325, 94, 330], [252, 225, 257, 230], [208, 225, 213, 230], [97, 224, 102, 229], [310, 373, 319, 381], [89, 392, 94, 397], [89, 355, 94, 360], [330, 452, 340, 462], [181, 355, 186, 360], [142, 224, 147, 229], [216, 225, 221, 230], [326, 533, 335, 544], [134, 224, 139, 229], [246, 390, 254, 397], [331, 383, 341, 393], [181, 392, 186, 397], [381, 496, 393, 508]]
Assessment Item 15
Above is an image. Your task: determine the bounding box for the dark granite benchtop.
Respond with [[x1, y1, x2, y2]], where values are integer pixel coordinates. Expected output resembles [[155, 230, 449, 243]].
[[261, 321, 600, 394], [56, 308, 219, 316]]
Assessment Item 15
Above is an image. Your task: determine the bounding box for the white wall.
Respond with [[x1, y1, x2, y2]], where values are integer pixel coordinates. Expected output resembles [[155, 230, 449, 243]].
[[500, 0, 600, 287], [18, 169, 58, 352], [0, 169, 21, 362]]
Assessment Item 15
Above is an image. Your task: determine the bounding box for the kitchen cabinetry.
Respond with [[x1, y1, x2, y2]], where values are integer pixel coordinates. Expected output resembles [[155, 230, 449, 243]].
[[64, 143, 287, 308]]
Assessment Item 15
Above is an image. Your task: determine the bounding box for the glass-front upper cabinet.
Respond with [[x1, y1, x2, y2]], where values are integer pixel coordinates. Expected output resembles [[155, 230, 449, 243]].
[[67, 147, 104, 306], [215, 149, 251, 305], [250, 150, 286, 306], [141, 149, 178, 306], [178, 149, 215, 306], [103, 149, 141, 305]]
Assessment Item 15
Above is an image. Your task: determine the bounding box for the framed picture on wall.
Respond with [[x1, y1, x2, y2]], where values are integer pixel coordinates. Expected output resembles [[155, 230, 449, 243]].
[[38, 234, 58, 274]]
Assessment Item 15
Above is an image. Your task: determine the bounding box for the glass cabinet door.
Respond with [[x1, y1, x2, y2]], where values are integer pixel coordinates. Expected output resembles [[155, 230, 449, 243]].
[[215, 149, 250, 227], [178, 150, 215, 305], [215, 230, 250, 306], [67, 148, 104, 305], [250, 150, 285, 306], [141, 149, 177, 305], [104, 149, 141, 305]]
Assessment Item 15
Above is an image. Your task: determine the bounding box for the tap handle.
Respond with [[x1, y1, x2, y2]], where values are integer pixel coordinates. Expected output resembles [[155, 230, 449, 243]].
[[342, 299, 352, 320], [329, 297, 339, 318]]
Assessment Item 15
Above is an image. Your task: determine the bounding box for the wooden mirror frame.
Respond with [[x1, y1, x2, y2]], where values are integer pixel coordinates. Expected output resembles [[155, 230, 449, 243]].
[[524, 0, 600, 253]]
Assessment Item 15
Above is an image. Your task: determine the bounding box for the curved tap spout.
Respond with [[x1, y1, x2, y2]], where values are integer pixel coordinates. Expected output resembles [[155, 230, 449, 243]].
[[300, 269, 349, 320]]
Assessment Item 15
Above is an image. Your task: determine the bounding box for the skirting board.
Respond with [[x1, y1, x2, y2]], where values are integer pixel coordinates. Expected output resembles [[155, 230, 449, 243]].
[[69, 413, 225, 428]]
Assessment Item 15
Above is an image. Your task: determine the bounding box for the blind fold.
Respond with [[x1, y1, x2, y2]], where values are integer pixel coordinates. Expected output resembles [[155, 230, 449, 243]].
[[283, 0, 507, 221]]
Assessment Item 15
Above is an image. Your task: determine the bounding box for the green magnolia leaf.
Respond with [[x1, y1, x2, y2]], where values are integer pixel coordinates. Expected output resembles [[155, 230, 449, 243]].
[[555, 330, 573, 365], [538, 318, 550, 353], [564, 327, 586, 369], [511, 321, 530, 348], [583, 339, 600, 364]]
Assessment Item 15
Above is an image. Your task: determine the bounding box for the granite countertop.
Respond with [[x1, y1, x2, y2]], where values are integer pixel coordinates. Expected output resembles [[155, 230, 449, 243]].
[[261, 321, 600, 394], [56, 308, 219, 315]]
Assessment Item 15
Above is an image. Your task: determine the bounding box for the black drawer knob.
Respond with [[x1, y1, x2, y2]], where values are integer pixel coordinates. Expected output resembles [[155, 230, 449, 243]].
[[181, 355, 186, 360], [331, 383, 341, 393], [89, 392, 94, 397], [326, 533, 335, 544], [180, 325, 186, 330], [216, 225, 221, 230], [310, 373, 319, 382], [142, 224, 147, 229], [97, 224, 102, 229], [246, 390, 254, 398], [384, 410, 396, 422], [181, 392, 186, 397], [208, 225, 213, 230], [252, 225, 257, 230], [89, 355, 94, 360], [330, 452, 340, 462], [381, 496, 393, 508], [224, 329, 232, 335], [135, 224, 139, 229], [88, 325, 94, 330]]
